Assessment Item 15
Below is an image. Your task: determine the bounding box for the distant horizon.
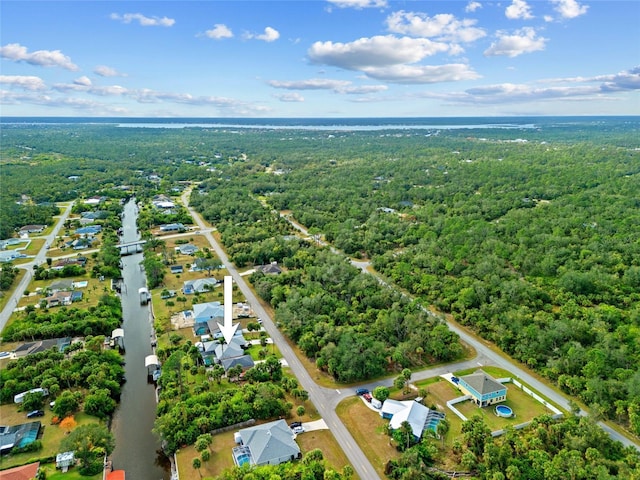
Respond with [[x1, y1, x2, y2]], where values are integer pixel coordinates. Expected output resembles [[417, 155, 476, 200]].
[[3, 114, 638, 120]]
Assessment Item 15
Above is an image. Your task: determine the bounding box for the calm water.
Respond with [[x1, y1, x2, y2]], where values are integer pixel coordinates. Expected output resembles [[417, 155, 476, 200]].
[[110, 199, 170, 479]]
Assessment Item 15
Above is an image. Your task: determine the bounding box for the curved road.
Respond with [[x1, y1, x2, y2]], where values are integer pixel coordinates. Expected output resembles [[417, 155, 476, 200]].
[[0, 202, 74, 334], [183, 190, 639, 480]]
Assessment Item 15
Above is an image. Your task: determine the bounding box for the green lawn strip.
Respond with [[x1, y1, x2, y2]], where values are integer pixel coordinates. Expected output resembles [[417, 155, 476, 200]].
[[177, 422, 356, 480], [38, 465, 102, 480], [0, 411, 103, 470], [335, 396, 399, 479], [177, 430, 235, 479]]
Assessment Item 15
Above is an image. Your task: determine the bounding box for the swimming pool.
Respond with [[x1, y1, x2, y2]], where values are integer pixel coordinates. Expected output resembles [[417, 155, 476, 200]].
[[495, 405, 514, 418], [232, 445, 252, 467]]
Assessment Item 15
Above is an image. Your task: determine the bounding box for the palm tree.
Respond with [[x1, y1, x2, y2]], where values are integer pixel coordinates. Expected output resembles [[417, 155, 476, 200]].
[[437, 418, 450, 446]]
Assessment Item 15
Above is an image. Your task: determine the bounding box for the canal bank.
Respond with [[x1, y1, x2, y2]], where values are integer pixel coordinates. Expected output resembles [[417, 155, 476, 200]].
[[110, 199, 170, 479]]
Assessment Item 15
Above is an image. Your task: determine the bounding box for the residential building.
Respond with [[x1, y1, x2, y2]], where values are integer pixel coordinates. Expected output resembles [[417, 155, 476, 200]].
[[19, 224, 45, 234], [381, 399, 446, 440], [256, 262, 282, 275], [177, 244, 199, 255], [45, 290, 73, 307], [0, 460, 40, 478], [191, 301, 224, 334], [457, 370, 507, 407], [0, 423, 42, 454], [233, 419, 301, 466], [160, 223, 185, 232], [183, 278, 217, 295]]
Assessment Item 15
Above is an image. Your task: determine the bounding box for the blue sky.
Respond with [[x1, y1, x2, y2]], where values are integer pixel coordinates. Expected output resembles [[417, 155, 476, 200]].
[[1, 0, 638, 117]]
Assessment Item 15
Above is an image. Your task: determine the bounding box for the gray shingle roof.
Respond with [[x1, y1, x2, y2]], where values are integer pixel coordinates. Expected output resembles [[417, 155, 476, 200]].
[[239, 420, 300, 465], [461, 370, 505, 395]]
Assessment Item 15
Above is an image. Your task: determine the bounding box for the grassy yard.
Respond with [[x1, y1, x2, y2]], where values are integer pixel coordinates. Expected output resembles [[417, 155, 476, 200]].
[[336, 396, 399, 478], [37, 465, 102, 480], [0, 408, 102, 470], [337, 369, 563, 476], [176, 423, 354, 480]]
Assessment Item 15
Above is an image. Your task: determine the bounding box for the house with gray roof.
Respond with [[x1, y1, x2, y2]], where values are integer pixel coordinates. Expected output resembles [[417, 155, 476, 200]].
[[457, 370, 507, 407], [49, 279, 74, 292], [221, 355, 255, 371], [177, 244, 199, 255], [256, 262, 282, 275], [183, 278, 217, 295], [199, 335, 247, 366], [233, 419, 301, 466]]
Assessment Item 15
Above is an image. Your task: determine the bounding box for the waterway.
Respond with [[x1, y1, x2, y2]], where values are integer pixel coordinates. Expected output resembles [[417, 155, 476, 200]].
[[110, 198, 170, 479]]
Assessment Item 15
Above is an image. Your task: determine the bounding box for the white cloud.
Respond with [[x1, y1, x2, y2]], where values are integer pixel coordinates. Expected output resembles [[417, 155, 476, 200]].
[[0, 91, 129, 113], [110, 13, 175, 27], [0, 43, 78, 70], [548, 66, 640, 92], [244, 27, 280, 42], [484, 27, 547, 57], [274, 92, 305, 102], [269, 78, 388, 94], [308, 35, 451, 70], [386, 11, 486, 43], [326, 0, 387, 9], [205, 24, 234, 39], [505, 0, 533, 20], [361, 63, 480, 84], [94, 65, 126, 77], [53, 82, 129, 96], [465, 2, 482, 13], [0, 75, 46, 90], [74, 76, 92, 86], [550, 0, 588, 19], [463, 83, 598, 102], [269, 78, 353, 90], [419, 67, 640, 106]]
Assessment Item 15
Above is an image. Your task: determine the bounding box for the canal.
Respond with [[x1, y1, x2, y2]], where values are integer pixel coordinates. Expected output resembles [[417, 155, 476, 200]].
[[110, 198, 170, 479]]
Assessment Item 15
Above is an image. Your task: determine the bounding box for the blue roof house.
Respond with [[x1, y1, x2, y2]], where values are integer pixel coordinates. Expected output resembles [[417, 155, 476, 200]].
[[192, 301, 223, 335]]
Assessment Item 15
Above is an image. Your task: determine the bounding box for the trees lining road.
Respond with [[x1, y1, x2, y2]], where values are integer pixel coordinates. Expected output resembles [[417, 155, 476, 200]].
[[183, 185, 638, 479]]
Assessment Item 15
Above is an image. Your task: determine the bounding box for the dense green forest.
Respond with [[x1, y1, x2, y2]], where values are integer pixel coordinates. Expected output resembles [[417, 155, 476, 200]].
[[1, 119, 639, 473]]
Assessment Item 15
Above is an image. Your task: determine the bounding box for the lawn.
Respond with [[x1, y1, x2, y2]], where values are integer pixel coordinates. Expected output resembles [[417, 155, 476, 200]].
[[335, 396, 399, 478], [0, 408, 103, 470], [38, 465, 102, 480], [336, 369, 564, 476], [176, 422, 354, 480], [454, 381, 554, 431]]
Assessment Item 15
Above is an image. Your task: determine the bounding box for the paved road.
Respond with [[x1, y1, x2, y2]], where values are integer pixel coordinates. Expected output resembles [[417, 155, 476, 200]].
[[186, 193, 390, 478], [0, 202, 74, 334]]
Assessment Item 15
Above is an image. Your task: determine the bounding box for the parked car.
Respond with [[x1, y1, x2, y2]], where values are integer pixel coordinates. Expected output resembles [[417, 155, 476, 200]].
[[289, 421, 302, 429], [363, 393, 372, 402], [355, 388, 369, 396], [26, 410, 44, 418], [292, 426, 305, 434]]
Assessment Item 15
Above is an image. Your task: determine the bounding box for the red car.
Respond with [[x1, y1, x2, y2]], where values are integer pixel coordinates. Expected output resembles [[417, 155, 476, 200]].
[[363, 393, 372, 402]]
